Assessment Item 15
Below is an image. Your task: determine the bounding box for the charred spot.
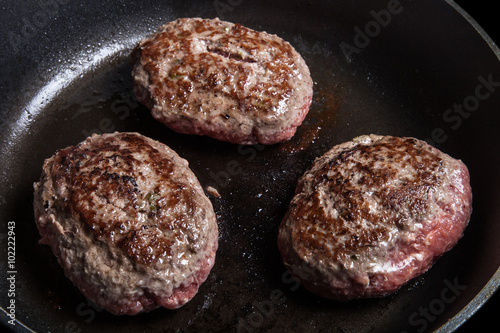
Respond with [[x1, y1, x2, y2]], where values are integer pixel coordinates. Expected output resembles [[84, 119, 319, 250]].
[[121, 175, 138, 187]]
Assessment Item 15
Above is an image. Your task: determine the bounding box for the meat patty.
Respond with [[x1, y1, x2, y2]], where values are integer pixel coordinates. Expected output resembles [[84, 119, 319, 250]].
[[33, 132, 218, 315], [131, 17, 313, 145], [277, 135, 472, 300]]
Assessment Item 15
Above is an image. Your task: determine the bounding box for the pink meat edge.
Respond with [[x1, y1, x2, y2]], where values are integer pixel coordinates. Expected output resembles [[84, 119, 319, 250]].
[[149, 93, 313, 146], [34, 207, 219, 316], [277, 161, 472, 301]]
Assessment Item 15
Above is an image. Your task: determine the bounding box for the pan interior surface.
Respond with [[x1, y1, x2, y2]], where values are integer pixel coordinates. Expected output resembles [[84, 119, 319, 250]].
[[1, 0, 499, 332]]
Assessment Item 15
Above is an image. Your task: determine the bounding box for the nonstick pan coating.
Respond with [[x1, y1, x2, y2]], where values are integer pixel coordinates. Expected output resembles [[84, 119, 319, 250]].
[[1, 0, 499, 332]]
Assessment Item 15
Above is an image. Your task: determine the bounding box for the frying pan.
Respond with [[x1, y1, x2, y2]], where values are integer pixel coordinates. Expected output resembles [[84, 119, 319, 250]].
[[1, 0, 499, 332]]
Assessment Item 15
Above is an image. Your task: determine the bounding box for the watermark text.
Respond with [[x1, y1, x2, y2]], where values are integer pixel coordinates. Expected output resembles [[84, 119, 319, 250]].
[[6, 221, 17, 326]]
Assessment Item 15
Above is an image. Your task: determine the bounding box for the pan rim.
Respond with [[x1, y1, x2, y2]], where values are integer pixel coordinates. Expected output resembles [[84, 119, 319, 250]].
[[435, 3, 500, 332], [436, 267, 500, 332]]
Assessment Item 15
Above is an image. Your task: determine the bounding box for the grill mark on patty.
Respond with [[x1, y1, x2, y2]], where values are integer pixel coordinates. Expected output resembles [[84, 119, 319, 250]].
[[132, 18, 312, 144], [141, 29, 295, 115], [206, 45, 257, 63], [48, 133, 200, 266], [279, 134, 472, 300], [292, 137, 444, 263]]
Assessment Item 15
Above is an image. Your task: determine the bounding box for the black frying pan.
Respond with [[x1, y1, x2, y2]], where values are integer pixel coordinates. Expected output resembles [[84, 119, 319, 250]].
[[1, 1, 499, 332]]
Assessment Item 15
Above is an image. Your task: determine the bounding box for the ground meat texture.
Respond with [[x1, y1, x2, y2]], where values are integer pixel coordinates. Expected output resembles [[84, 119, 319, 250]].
[[131, 17, 313, 145], [33, 132, 218, 315], [277, 135, 472, 300]]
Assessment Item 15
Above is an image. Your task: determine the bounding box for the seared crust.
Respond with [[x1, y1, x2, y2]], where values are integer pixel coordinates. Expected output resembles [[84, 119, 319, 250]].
[[131, 17, 313, 145], [33, 132, 218, 315], [278, 135, 472, 300]]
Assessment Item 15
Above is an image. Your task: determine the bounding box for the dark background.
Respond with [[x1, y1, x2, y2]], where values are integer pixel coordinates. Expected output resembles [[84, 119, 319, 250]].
[[452, 3, 499, 333]]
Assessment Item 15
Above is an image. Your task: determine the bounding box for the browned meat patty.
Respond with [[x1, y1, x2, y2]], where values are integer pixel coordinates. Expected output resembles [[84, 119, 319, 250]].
[[131, 17, 313, 145], [278, 135, 472, 300], [33, 132, 218, 315]]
